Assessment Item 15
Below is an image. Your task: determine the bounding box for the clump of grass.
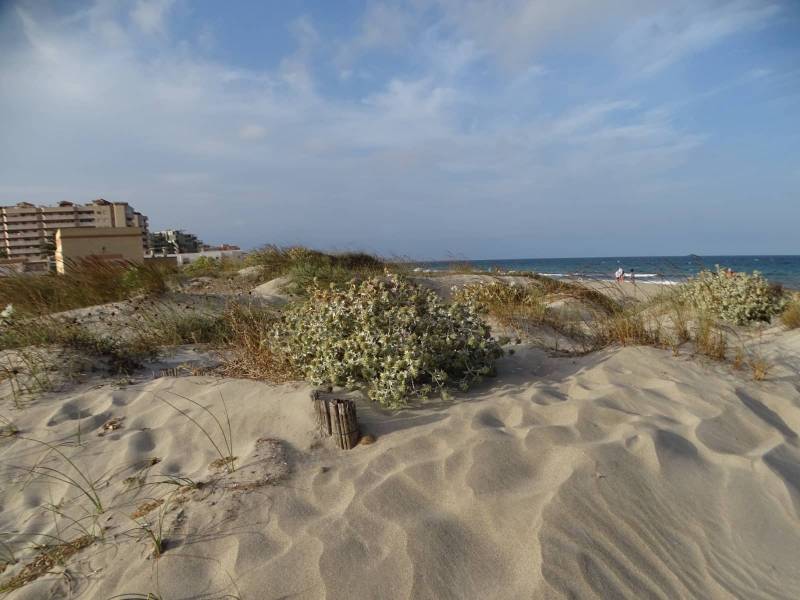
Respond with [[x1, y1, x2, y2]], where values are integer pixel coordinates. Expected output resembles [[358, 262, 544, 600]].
[[780, 295, 800, 329], [244, 245, 385, 295], [749, 356, 771, 381], [693, 316, 728, 360], [217, 303, 296, 382], [0, 348, 56, 404], [591, 311, 666, 349], [453, 279, 549, 338], [0, 260, 171, 317], [134, 303, 229, 347]]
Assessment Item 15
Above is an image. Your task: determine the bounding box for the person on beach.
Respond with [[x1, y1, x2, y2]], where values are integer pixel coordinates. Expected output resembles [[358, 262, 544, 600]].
[[615, 267, 624, 283], [629, 268, 636, 284]]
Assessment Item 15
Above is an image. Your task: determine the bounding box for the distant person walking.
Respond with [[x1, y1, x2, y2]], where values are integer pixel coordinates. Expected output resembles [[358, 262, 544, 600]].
[[615, 267, 624, 283], [629, 268, 636, 285]]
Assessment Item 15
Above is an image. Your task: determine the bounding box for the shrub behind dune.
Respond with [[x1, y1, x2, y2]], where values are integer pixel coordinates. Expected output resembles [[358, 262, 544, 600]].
[[781, 296, 800, 329], [274, 274, 502, 406], [680, 267, 785, 325]]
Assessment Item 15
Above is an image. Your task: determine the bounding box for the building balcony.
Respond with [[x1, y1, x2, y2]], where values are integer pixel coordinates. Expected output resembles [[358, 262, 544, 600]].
[[4, 217, 41, 224]]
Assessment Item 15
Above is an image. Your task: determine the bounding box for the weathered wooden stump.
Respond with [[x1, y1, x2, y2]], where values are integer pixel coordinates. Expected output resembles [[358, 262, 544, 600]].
[[311, 390, 360, 449]]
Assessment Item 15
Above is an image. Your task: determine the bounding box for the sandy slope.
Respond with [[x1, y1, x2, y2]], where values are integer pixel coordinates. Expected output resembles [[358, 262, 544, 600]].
[[2, 331, 800, 599]]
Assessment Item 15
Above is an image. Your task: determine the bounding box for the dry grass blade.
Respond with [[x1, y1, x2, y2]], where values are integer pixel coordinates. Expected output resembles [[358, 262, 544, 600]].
[[153, 390, 236, 473], [0, 260, 170, 317], [18, 436, 105, 513], [217, 302, 296, 382]]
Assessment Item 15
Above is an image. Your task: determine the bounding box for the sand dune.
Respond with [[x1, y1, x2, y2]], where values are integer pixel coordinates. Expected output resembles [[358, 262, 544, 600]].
[[2, 332, 800, 598]]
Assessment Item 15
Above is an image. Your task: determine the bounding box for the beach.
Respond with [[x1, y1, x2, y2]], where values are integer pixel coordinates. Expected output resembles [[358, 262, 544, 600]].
[[2, 268, 799, 599]]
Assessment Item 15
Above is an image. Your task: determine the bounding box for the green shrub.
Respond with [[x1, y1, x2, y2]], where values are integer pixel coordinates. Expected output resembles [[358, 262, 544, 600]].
[[274, 275, 502, 406], [244, 245, 385, 294], [679, 266, 785, 325], [182, 256, 222, 277]]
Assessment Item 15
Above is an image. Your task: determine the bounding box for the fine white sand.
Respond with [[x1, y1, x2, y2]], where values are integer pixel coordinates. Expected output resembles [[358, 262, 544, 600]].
[[2, 327, 800, 598]]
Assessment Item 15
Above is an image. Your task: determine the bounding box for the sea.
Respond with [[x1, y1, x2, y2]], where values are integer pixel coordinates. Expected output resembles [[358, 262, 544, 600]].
[[414, 255, 800, 289]]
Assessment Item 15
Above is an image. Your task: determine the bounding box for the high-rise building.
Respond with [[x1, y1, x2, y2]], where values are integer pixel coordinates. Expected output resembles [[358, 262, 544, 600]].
[[148, 229, 203, 255], [0, 199, 149, 260]]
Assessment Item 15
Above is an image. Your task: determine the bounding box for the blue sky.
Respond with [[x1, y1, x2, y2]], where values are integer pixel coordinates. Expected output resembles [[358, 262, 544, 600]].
[[0, 0, 798, 259]]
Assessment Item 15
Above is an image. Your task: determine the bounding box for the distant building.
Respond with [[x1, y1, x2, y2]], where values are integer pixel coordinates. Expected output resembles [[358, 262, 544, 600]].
[[202, 243, 241, 251], [55, 227, 145, 274], [149, 229, 203, 255], [0, 200, 149, 261]]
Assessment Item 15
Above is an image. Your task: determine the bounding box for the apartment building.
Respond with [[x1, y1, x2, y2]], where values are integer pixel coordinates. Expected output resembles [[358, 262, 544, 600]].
[[0, 199, 149, 261], [148, 229, 202, 255]]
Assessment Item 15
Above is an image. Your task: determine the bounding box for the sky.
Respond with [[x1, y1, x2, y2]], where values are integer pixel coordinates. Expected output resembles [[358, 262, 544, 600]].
[[0, 0, 799, 259]]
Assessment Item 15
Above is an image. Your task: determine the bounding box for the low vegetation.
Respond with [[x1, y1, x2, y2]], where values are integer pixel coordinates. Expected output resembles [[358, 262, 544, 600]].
[[781, 295, 800, 329], [274, 274, 502, 406], [679, 266, 785, 325], [0, 261, 170, 317], [454, 275, 784, 377], [216, 303, 294, 382], [182, 255, 244, 278], [243, 245, 386, 294]]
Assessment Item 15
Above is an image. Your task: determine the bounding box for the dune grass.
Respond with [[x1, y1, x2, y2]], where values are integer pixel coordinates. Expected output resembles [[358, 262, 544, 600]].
[[19, 436, 105, 513], [182, 255, 246, 278], [0, 260, 171, 317], [454, 275, 782, 380], [781, 296, 800, 329], [153, 390, 237, 474], [243, 245, 386, 294], [215, 302, 296, 382]]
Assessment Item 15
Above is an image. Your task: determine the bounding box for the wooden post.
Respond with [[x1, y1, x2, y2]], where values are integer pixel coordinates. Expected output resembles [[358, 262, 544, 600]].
[[311, 390, 360, 449]]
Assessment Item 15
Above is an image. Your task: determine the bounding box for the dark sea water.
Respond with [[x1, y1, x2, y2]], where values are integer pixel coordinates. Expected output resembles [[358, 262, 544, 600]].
[[415, 255, 800, 289]]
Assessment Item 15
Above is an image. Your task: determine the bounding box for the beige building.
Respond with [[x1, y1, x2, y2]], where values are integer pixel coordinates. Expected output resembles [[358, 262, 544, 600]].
[[55, 227, 145, 274], [0, 199, 149, 261]]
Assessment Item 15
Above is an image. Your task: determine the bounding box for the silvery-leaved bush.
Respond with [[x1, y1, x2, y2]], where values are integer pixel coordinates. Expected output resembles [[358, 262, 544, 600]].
[[273, 274, 503, 407], [680, 266, 785, 325]]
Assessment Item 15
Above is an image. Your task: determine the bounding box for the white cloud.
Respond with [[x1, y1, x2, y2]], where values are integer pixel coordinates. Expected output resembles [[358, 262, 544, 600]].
[[3, 0, 785, 256], [615, 0, 781, 75], [337, 2, 418, 65], [425, 0, 780, 75], [239, 124, 268, 141], [130, 0, 176, 36]]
